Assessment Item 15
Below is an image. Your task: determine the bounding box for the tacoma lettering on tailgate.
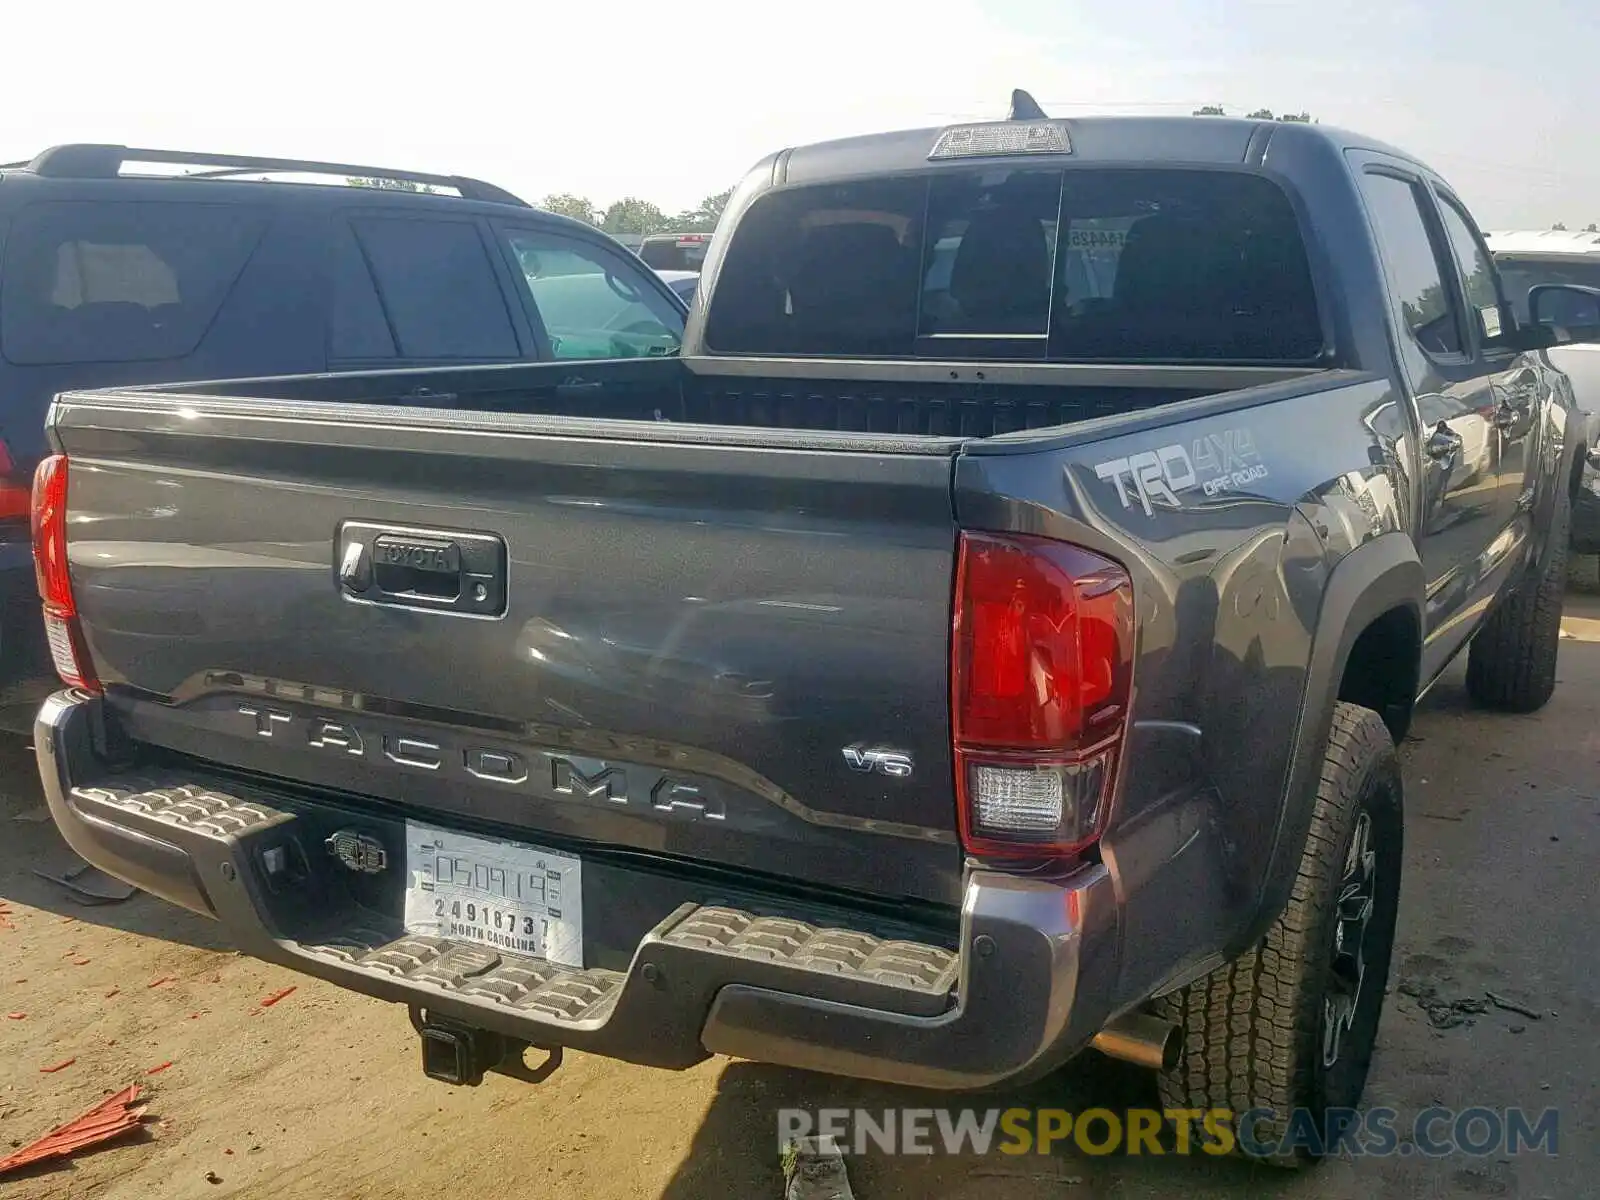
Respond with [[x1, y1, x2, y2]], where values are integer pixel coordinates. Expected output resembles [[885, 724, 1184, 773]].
[[234, 706, 724, 820]]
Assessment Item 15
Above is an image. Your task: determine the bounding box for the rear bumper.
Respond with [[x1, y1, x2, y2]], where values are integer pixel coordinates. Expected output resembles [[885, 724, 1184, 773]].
[[36, 690, 1121, 1091]]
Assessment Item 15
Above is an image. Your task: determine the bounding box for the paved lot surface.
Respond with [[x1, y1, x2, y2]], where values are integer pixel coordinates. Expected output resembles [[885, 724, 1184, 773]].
[[1, 603, 1596, 1199]]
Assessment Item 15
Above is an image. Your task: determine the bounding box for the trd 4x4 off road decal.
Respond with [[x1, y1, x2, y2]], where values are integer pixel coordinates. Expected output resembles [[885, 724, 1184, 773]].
[[1093, 428, 1269, 515]]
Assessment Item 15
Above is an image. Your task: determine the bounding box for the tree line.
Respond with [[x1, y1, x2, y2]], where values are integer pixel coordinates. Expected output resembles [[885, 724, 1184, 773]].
[[343, 177, 735, 237], [1193, 106, 1315, 122], [538, 189, 735, 236]]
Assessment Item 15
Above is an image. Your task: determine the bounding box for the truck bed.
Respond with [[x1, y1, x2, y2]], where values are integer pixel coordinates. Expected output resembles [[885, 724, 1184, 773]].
[[159, 354, 1309, 439]]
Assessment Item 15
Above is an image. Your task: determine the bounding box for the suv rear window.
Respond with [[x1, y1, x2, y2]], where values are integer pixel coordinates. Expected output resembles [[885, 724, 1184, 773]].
[[704, 169, 1323, 364], [348, 217, 520, 360], [1, 201, 267, 365]]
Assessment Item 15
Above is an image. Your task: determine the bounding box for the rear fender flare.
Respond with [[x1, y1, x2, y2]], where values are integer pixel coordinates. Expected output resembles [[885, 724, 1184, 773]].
[[1235, 531, 1422, 956]]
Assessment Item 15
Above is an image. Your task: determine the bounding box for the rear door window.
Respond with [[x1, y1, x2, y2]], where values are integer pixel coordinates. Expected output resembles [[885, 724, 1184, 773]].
[[1, 201, 267, 365], [500, 230, 685, 360], [1356, 172, 1464, 358], [327, 223, 397, 361], [1435, 195, 1505, 343], [704, 169, 1322, 364], [347, 217, 520, 360]]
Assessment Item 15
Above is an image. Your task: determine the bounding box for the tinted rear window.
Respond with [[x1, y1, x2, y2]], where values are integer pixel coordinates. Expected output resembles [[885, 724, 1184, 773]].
[[639, 237, 710, 271], [1, 201, 267, 365], [705, 169, 1323, 364], [348, 217, 520, 359]]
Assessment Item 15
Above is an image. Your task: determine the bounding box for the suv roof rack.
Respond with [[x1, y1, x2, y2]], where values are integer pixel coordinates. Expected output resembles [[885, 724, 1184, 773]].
[[18, 144, 528, 207]]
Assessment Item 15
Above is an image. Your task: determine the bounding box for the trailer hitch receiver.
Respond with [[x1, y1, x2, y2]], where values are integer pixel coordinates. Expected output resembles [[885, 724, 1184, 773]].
[[410, 1007, 564, 1086]]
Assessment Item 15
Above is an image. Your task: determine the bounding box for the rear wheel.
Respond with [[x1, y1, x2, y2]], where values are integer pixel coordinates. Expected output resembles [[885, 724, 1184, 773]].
[[1154, 702, 1403, 1167], [1466, 490, 1569, 712]]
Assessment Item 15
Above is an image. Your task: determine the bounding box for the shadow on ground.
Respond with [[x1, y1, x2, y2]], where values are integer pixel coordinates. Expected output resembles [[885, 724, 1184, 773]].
[[0, 732, 233, 952], [659, 1056, 1285, 1199]]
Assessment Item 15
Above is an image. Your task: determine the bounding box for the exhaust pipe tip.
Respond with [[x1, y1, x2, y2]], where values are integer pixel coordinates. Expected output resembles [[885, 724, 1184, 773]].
[[1091, 1012, 1181, 1072]]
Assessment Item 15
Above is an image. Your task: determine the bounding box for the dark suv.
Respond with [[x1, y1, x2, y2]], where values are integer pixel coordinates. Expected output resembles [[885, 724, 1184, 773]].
[[0, 145, 689, 724]]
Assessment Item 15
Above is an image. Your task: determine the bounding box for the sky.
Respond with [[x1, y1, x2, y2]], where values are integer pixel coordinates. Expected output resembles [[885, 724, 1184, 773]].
[[5, 0, 1598, 230]]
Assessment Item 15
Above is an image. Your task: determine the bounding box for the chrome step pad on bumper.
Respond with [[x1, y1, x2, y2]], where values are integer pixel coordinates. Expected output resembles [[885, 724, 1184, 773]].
[[297, 909, 961, 1029]]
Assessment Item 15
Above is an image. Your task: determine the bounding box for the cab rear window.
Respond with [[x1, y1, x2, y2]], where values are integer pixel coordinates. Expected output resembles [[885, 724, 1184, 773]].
[[704, 168, 1323, 365]]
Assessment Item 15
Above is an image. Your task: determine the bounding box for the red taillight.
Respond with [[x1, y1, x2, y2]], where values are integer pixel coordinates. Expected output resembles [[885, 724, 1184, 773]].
[[952, 532, 1133, 859], [31, 454, 100, 693]]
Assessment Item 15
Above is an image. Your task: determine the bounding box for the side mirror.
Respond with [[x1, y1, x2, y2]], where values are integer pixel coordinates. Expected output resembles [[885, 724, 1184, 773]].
[[1527, 283, 1600, 346]]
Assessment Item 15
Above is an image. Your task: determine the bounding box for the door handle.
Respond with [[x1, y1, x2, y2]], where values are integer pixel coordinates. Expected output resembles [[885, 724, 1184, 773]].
[[1492, 405, 1521, 430], [336, 521, 507, 617], [1499, 369, 1539, 410], [1426, 422, 1462, 461]]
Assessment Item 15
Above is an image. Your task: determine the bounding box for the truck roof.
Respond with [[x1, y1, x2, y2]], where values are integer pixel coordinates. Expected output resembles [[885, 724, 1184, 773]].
[[1485, 228, 1600, 258], [772, 110, 1435, 188]]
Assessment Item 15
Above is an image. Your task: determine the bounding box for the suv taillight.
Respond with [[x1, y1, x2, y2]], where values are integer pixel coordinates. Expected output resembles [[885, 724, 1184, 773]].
[[31, 454, 100, 692], [952, 532, 1133, 859], [0, 439, 30, 521]]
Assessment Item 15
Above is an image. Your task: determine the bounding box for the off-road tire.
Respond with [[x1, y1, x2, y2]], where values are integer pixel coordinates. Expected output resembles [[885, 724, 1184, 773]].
[[1465, 489, 1570, 713], [1153, 702, 1403, 1167]]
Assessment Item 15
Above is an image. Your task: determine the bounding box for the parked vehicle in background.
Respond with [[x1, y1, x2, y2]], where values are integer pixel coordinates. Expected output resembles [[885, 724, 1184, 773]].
[[0, 145, 687, 727], [1487, 229, 1600, 553], [654, 269, 699, 305], [637, 231, 712, 271], [31, 100, 1595, 1168]]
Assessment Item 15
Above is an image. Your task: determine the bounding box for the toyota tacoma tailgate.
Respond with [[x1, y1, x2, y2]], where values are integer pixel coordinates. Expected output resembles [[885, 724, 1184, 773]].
[[46, 376, 966, 906]]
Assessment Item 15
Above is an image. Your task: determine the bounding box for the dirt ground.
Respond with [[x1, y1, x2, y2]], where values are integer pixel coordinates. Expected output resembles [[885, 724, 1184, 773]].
[[2, 605, 1598, 1200]]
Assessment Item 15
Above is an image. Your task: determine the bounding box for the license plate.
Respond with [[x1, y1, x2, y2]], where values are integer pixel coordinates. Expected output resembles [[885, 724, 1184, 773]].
[[402, 822, 583, 968]]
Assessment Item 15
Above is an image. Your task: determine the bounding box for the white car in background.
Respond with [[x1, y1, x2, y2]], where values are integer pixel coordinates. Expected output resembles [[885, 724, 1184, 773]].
[[654, 269, 699, 306], [1486, 229, 1600, 554]]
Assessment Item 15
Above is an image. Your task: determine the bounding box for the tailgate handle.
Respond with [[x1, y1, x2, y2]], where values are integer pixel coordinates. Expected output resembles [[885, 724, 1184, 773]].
[[336, 522, 507, 617]]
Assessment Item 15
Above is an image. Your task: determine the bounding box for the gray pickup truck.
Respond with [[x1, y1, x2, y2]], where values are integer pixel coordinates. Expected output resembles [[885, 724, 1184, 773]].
[[31, 98, 1599, 1164]]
